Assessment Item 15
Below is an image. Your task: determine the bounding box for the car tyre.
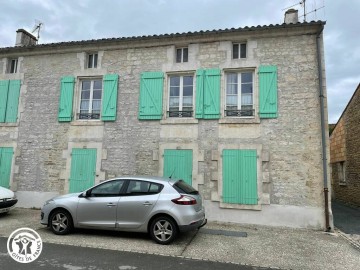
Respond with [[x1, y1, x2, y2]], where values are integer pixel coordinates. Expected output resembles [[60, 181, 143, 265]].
[[150, 216, 178, 245], [49, 209, 73, 235]]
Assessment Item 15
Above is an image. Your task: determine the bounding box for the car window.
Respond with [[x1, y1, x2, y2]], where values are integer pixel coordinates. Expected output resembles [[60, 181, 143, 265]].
[[126, 180, 163, 196], [173, 180, 199, 195], [90, 180, 125, 197]]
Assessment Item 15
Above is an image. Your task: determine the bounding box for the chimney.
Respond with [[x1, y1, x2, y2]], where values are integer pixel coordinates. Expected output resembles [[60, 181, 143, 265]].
[[284, 9, 299, 24], [15, 29, 37, 47]]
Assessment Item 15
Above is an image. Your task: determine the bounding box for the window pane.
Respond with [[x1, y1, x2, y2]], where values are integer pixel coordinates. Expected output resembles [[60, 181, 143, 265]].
[[80, 100, 90, 111], [92, 100, 101, 111], [93, 90, 102, 99], [170, 86, 180, 97], [88, 54, 93, 68], [241, 94, 253, 105], [226, 95, 237, 106], [82, 81, 91, 90], [81, 90, 90, 99], [176, 49, 182, 63], [170, 76, 180, 87], [240, 43, 247, 58], [226, 84, 238, 95], [10, 59, 18, 73], [233, 44, 239, 59], [169, 97, 179, 107], [183, 48, 188, 62], [91, 180, 124, 196], [183, 76, 193, 86], [241, 72, 252, 83], [242, 83, 253, 94], [93, 80, 102, 90], [182, 96, 193, 106], [227, 73, 238, 84], [93, 54, 98, 68], [183, 86, 193, 96]]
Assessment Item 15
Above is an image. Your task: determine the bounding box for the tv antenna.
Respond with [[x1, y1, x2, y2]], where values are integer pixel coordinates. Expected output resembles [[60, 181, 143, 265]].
[[283, 0, 325, 22], [31, 20, 44, 40]]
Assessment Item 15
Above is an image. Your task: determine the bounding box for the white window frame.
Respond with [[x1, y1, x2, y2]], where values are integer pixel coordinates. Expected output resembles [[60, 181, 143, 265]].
[[87, 53, 98, 69], [232, 43, 247, 59], [225, 71, 254, 118], [168, 74, 194, 118], [9, 58, 18, 73], [175, 47, 188, 63], [77, 78, 103, 120]]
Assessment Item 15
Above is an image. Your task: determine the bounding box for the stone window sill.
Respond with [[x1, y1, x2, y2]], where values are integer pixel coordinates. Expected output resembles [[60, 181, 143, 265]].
[[219, 117, 260, 124], [160, 118, 198, 125], [339, 182, 347, 186], [71, 121, 104, 126]]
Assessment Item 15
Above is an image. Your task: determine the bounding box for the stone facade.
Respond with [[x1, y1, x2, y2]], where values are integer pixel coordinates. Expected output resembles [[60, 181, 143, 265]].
[[0, 21, 330, 229], [330, 84, 360, 206]]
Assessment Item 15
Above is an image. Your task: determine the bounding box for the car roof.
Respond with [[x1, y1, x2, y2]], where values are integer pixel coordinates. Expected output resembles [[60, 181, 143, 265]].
[[106, 176, 180, 185]]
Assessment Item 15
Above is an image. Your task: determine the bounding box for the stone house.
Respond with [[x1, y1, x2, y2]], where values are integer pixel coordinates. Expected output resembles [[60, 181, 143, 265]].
[[0, 11, 331, 229], [330, 83, 360, 207]]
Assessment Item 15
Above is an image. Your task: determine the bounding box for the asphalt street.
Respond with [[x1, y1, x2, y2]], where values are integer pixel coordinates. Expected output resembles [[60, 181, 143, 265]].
[[332, 200, 360, 235], [0, 237, 275, 270]]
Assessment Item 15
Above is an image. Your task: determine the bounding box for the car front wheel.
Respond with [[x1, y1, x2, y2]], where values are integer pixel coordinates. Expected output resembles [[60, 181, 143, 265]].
[[49, 209, 73, 235], [150, 216, 178, 245]]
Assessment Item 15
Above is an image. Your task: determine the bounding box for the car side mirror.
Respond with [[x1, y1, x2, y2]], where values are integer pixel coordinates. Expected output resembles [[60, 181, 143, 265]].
[[79, 191, 91, 198]]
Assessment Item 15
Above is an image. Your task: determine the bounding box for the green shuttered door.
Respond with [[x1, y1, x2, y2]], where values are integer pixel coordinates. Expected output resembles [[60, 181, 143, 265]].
[[222, 149, 257, 204], [69, 148, 97, 193], [0, 147, 14, 188], [58, 76, 75, 122], [195, 68, 221, 119], [163, 149, 193, 185], [101, 74, 119, 121], [259, 66, 278, 118], [138, 72, 164, 120], [0, 80, 21, 123]]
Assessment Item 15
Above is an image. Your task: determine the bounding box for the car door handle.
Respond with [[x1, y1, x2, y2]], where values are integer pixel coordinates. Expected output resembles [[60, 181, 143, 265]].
[[143, 201, 152, 206], [107, 203, 116, 207]]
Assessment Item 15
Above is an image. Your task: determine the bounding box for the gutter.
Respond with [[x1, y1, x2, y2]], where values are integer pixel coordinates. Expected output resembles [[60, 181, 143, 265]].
[[316, 26, 331, 232]]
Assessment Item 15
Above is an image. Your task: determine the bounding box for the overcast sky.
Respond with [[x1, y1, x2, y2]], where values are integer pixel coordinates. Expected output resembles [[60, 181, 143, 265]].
[[0, 0, 359, 124]]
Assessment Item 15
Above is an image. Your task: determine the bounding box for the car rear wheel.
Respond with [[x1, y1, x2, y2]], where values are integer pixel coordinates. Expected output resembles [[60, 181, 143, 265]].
[[49, 209, 73, 235], [150, 216, 178, 245]]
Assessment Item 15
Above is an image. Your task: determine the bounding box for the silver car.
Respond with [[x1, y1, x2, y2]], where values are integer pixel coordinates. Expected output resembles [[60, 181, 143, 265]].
[[41, 176, 206, 244]]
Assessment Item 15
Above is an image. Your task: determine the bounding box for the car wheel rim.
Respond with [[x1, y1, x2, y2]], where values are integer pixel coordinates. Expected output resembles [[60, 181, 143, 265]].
[[52, 213, 68, 232], [153, 220, 173, 242]]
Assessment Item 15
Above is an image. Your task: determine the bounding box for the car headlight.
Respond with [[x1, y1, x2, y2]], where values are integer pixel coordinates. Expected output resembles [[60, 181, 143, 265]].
[[44, 199, 55, 206]]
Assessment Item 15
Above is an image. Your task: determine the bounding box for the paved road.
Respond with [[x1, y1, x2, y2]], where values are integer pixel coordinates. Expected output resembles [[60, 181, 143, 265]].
[[0, 237, 275, 270], [332, 200, 360, 235]]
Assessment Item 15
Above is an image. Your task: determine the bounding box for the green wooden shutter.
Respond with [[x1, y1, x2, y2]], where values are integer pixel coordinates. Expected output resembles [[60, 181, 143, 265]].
[[222, 149, 258, 204], [163, 149, 193, 185], [58, 76, 75, 122], [138, 72, 164, 120], [259, 65, 278, 118], [0, 80, 10, 122], [195, 69, 205, 118], [5, 80, 21, 122], [101, 74, 119, 121], [69, 148, 97, 193], [0, 147, 14, 188], [195, 68, 221, 119]]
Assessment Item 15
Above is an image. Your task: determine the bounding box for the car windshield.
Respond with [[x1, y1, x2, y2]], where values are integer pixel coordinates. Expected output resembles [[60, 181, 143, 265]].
[[173, 180, 199, 195]]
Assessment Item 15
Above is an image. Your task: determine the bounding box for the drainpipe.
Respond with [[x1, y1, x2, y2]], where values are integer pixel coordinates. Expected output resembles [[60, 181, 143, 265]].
[[316, 26, 331, 232]]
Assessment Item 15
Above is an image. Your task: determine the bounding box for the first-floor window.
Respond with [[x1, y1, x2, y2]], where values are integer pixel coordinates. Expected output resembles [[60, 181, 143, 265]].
[[338, 161, 346, 184], [169, 75, 193, 117], [9, 59, 18, 73], [226, 71, 254, 117], [79, 79, 102, 119], [87, 53, 98, 68], [176, 47, 188, 63]]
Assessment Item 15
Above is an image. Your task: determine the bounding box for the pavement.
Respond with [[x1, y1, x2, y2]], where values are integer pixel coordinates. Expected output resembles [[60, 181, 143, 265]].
[[0, 207, 359, 270]]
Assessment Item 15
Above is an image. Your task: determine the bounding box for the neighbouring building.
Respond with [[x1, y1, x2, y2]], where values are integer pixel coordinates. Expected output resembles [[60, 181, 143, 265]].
[[0, 10, 332, 229], [330, 83, 360, 207]]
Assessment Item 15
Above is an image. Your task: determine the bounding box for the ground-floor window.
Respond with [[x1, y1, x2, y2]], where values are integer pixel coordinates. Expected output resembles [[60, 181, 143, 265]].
[[222, 149, 257, 204], [0, 147, 13, 188], [163, 149, 193, 185]]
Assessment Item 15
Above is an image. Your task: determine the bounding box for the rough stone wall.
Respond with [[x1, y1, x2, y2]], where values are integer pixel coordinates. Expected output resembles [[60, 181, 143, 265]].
[[331, 86, 360, 206], [1, 26, 327, 215]]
